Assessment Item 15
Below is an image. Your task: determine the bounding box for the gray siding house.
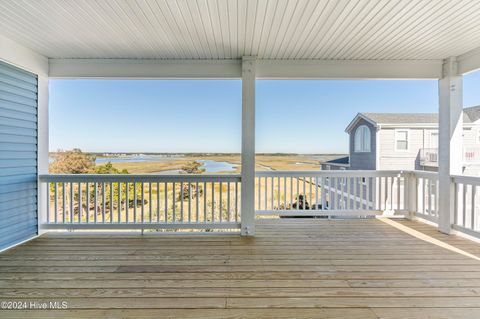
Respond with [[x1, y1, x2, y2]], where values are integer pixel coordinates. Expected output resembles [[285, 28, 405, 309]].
[[322, 105, 480, 174], [321, 106, 480, 211]]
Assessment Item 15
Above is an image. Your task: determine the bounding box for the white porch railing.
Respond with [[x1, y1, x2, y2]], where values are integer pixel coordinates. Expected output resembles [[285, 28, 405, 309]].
[[420, 147, 480, 166], [39, 174, 241, 230], [419, 148, 439, 166], [452, 175, 480, 238], [255, 170, 409, 217], [38, 170, 479, 239], [411, 171, 439, 223]]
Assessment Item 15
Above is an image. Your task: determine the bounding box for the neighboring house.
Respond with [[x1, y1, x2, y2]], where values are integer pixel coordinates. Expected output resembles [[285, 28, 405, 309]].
[[321, 106, 480, 211], [322, 105, 480, 175]]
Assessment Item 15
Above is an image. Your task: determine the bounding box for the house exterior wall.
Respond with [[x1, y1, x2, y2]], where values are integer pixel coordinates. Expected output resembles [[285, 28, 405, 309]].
[[332, 124, 480, 172], [349, 118, 376, 170], [463, 127, 475, 145], [0, 35, 49, 250], [463, 126, 480, 152], [378, 128, 425, 170], [0, 61, 39, 250]]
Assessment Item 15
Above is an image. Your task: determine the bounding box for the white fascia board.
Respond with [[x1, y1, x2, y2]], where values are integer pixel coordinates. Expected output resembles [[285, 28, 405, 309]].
[[345, 113, 378, 133], [0, 34, 48, 76], [379, 123, 438, 129], [49, 58, 243, 79], [379, 123, 476, 129], [49, 58, 443, 79], [256, 59, 443, 80], [458, 47, 480, 75]]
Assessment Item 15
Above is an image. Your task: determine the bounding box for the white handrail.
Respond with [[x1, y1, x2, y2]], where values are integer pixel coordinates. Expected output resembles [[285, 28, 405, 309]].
[[39, 174, 241, 183], [256, 170, 406, 177], [451, 174, 480, 185]]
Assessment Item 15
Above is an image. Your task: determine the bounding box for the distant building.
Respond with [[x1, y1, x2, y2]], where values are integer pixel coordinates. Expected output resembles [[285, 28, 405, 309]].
[[322, 105, 480, 175], [321, 106, 480, 210]]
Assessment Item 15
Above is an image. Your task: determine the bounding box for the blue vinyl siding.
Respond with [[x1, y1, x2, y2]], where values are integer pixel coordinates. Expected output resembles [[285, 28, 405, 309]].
[[0, 61, 38, 250]]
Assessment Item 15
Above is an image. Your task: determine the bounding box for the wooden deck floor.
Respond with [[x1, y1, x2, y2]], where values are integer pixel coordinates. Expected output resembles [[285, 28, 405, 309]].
[[1, 218, 480, 318]]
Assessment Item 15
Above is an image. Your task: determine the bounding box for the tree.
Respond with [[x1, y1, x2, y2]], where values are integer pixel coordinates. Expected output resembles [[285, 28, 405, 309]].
[[48, 151, 145, 220], [49, 149, 95, 174], [94, 162, 148, 211], [178, 161, 204, 200], [181, 161, 205, 174], [49, 149, 95, 218], [94, 162, 129, 174]]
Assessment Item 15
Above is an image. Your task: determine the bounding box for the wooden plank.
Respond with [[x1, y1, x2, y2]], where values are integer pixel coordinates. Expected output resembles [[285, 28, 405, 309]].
[[372, 308, 480, 319], [0, 258, 477, 266], [4, 271, 480, 281], [2, 287, 480, 298], [0, 308, 378, 319], [0, 296, 478, 309], [3, 278, 480, 289]]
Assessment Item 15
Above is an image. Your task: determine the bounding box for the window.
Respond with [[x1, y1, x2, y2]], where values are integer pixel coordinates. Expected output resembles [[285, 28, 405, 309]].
[[395, 130, 409, 151], [354, 125, 371, 152]]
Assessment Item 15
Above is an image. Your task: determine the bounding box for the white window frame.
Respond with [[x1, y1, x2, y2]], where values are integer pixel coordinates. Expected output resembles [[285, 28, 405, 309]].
[[476, 128, 480, 144], [395, 129, 410, 152], [354, 125, 371, 153]]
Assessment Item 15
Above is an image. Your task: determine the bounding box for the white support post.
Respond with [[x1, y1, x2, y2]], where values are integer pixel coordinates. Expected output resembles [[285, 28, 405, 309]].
[[37, 75, 49, 234], [241, 56, 256, 236], [438, 57, 463, 234]]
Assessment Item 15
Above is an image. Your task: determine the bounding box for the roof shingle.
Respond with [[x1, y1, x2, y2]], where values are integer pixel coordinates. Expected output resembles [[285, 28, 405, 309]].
[[360, 105, 480, 125]]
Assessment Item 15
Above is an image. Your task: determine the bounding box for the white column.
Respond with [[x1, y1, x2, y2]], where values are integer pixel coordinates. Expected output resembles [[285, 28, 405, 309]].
[[438, 57, 463, 234], [241, 57, 256, 236], [37, 75, 49, 234]]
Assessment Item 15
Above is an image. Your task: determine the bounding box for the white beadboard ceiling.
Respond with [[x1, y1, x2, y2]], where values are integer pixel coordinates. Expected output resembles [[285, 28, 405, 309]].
[[1, 0, 480, 60]]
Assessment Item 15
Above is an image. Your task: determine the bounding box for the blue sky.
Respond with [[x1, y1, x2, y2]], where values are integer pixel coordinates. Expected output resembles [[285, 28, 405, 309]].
[[49, 71, 480, 153]]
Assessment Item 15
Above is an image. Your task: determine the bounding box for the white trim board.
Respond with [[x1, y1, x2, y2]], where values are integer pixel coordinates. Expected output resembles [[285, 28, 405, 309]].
[[49, 58, 443, 79], [0, 34, 48, 76], [458, 47, 480, 75]]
